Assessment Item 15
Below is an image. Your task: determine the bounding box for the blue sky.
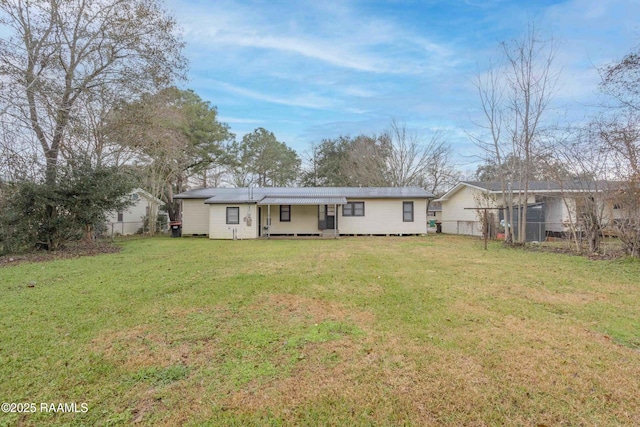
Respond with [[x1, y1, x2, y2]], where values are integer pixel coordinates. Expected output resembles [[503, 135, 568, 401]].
[[167, 0, 640, 169]]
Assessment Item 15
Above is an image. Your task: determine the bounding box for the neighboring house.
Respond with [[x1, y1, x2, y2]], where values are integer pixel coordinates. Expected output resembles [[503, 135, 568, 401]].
[[105, 188, 165, 235], [174, 187, 433, 239], [435, 181, 623, 240]]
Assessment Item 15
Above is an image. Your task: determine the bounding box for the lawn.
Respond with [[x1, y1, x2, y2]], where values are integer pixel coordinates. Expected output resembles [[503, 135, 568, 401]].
[[1, 235, 639, 426]]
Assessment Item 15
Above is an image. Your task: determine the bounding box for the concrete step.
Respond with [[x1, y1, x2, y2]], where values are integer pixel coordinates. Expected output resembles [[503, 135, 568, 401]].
[[321, 229, 339, 238]]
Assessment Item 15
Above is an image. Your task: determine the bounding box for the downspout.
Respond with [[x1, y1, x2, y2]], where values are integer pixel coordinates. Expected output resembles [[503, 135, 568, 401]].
[[334, 203, 337, 238], [426, 198, 430, 235]]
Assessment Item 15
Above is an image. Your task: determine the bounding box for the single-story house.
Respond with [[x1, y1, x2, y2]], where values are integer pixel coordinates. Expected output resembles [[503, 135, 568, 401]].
[[105, 188, 165, 235], [174, 187, 433, 239], [435, 181, 624, 240]]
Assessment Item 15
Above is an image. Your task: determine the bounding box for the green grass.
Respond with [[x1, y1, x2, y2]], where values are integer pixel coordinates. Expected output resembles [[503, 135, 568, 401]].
[[1, 235, 639, 426]]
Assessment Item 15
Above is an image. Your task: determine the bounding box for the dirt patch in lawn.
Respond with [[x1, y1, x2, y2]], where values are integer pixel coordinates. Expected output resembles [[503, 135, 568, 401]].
[[259, 293, 376, 329], [512, 286, 606, 306], [0, 241, 120, 267], [91, 325, 196, 370], [526, 242, 627, 260]]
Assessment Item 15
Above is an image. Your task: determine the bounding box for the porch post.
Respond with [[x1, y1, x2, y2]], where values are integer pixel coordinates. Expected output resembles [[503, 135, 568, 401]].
[[267, 204, 271, 239], [334, 203, 337, 238]]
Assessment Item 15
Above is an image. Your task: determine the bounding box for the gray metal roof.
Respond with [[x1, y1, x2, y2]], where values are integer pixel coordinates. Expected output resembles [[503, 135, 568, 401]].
[[427, 201, 442, 211], [464, 180, 622, 192], [173, 187, 224, 199], [436, 180, 625, 202], [174, 186, 433, 204], [259, 196, 348, 205]]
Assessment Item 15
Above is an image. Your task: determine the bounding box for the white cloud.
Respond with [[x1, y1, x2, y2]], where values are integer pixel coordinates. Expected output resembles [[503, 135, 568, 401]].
[[211, 33, 389, 73], [342, 86, 377, 98], [208, 79, 336, 110], [165, 0, 640, 163], [172, 0, 453, 75]]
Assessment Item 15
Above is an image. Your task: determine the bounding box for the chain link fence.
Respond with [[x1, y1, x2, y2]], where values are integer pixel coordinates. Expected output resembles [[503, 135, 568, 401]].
[[439, 220, 572, 242], [104, 217, 168, 237], [437, 220, 625, 253]]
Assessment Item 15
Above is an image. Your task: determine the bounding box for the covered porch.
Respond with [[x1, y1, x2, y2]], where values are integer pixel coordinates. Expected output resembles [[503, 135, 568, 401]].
[[257, 196, 347, 238]]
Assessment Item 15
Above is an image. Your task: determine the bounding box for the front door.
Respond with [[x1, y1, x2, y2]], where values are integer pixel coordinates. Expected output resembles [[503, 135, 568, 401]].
[[318, 205, 336, 230], [318, 205, 326, 230], [326, 205, 335, 229]]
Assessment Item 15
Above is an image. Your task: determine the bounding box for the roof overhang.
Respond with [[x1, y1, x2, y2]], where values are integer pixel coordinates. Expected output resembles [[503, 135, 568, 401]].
[[204, 197, 257, 204], [434, 181, 490, 202], [258, 196, 348, 205]]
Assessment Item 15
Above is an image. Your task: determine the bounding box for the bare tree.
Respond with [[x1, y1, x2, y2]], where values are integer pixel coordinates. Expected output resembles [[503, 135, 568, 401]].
[[61, 87, 139, 169], [0, 121, 41, 182], [385, 120, 458, 193], [504, 24, 558, 244], [0, 0, 186, 184], [597, 114, 640, 257], [423, 140, 460, 197], [340, 134, 391, 187], [542, 126, 611, 253], [470, 24, 558, 244], [596, 43, 640, 257], [385, 121, 430, 187], [469, 60, 516, 242]]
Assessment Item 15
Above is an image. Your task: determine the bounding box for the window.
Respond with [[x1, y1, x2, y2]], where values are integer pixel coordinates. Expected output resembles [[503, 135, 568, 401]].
[[403, 201, 414, 222], [614, 204, 623, 210], [343, 201, 364, 217], [280, 205, 291, 222], [131, 193, 139, 201], [117, 211, 123, 222], [427, 211, 436, 217], [226, 207, 240, 224]]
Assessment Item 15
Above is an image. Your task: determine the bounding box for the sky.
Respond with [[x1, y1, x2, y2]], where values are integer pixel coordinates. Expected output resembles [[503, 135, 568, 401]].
[[166, 0, 640, 170]]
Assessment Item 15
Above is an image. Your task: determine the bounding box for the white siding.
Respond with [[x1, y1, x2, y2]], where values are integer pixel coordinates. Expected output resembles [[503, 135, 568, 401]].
[[441, 186, 543, 236], [105, 193, 160, 235], [542, 197, 573, 233], [260, 205, 319, 235], [209, 204, 258, 239], [440, 186, 490, 235], [205, 199, 428, 238], [338, 199, 427, 235], [182, 199, 210, 235]]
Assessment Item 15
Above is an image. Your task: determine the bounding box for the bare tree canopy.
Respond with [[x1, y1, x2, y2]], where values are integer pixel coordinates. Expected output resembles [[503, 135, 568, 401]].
[[601, 46, 640, 111], [470, 24, 558, 244], [340, 134, 391, 187], [384, 120, 459, 195], [0, 0, 186, 183], [596, 45, 640, 256]]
